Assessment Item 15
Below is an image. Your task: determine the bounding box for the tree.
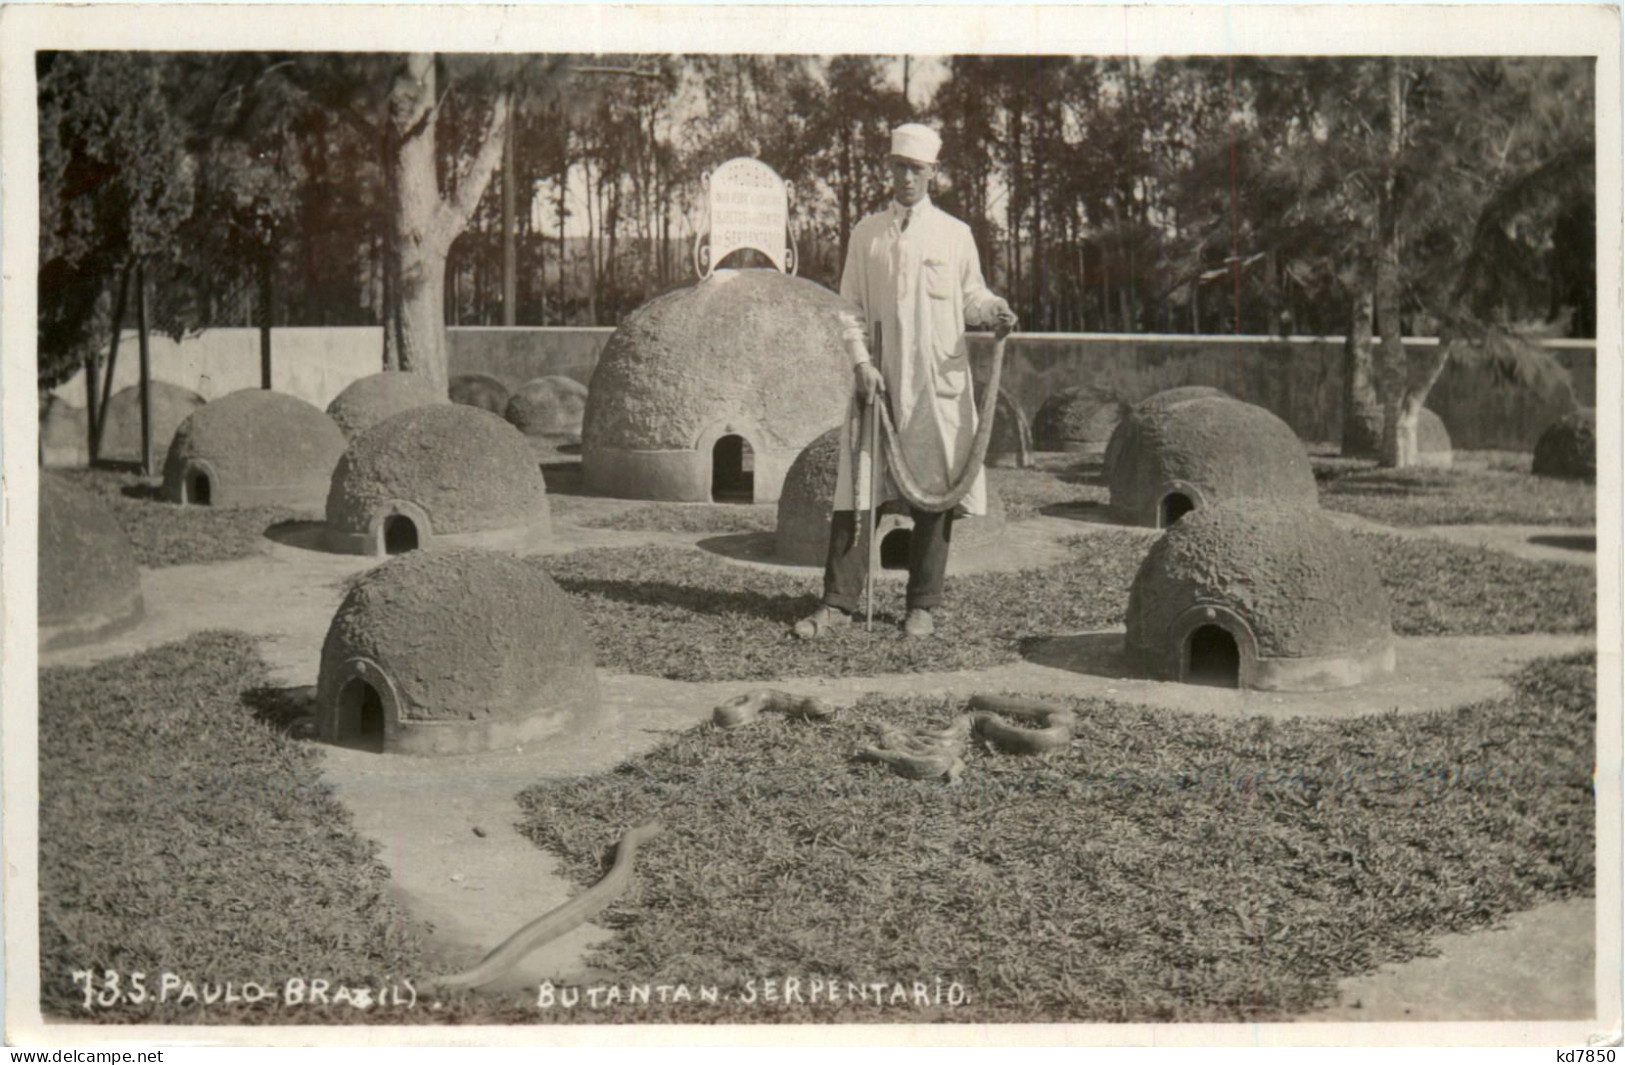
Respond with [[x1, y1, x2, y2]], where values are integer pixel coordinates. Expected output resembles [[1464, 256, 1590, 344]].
[[38, 51, 197, 470]]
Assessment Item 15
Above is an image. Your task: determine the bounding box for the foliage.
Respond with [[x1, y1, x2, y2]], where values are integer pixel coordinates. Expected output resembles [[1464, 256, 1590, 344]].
[[1317, 458, 1596, 527], [512, 653, 1595, 1022], [37, 52, 197, 387]]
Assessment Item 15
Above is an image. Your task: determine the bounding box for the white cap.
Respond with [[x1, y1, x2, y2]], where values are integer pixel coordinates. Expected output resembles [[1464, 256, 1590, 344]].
[[890, 123, 941, 165]]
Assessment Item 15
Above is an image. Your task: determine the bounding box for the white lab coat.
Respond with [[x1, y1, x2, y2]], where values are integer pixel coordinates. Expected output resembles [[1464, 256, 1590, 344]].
[[833, 197, 1003, 517]]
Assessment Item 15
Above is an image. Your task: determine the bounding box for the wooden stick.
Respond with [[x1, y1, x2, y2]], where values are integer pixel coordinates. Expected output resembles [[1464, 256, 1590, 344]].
[[865, 321, 882, 631]]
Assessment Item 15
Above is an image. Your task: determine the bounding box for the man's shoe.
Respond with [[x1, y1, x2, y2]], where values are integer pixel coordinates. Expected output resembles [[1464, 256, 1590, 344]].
[[793, 605, 852, 640], [903, 608, 936, 638]]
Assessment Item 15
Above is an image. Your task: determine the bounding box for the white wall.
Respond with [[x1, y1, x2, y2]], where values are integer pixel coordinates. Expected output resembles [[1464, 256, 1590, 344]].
[[50, 327, 386, 410]]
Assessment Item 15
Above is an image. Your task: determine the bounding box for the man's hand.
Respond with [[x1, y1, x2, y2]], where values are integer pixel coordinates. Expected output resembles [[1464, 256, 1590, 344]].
[[854, 362, 885, 405], [990, 300, 1019, 339]]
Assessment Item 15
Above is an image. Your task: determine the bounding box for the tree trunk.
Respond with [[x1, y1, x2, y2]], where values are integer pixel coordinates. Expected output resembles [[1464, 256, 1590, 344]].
[[135, 261, 154, 476], [91, 263, 132, 462], [502, 94, 517, 327], [259, 252, 274, 390], [1340, 284, 1382, 457], [381, 53, 509, 395], [1376, 57, 1411, 468]]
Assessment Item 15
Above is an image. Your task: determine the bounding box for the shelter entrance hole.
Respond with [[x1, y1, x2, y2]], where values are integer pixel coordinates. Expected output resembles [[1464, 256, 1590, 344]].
[[383, 515, 418, 555], [1185, 625, 1240, 688], [1161, 492, 1194, 527], [333, 678, 386, 753], [880, 528, 911, 570], [712, 434, 754, 503], [186, 470, 212, 506]]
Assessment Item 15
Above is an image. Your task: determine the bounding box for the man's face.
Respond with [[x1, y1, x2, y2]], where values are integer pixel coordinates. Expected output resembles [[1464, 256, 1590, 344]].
[[889, 156, 935, 207]]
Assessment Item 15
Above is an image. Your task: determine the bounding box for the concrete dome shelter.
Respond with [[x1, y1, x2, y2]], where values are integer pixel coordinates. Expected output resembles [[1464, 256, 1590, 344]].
[[325, 404, 551, 557], [1532, 408, 1595, 482], [162, 389, 346, 509], [582, 270, 851, 504], [506, 376, 589, 438], [450, 373, 511, 415], [1108, 395, 1317, 528], [1125, 501, 1396, 692], [1415, 408, 1454, 468], [39, 475, 144, 650], [775, 427, 1006, 567], [99, 382, 206, 464], [326, 371, 445, 440], [315, 548, 600, 755], [1032, 385, 1124, 454], [1102, 386, 1234, 484]]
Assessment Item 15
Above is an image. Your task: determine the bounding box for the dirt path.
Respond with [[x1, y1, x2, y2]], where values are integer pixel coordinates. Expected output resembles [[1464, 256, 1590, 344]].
[[1324, 510, 1598, 568]]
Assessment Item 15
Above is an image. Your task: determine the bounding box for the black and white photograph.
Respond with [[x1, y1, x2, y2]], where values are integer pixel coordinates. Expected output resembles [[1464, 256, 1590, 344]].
[[2, 2, 1620, 1049]]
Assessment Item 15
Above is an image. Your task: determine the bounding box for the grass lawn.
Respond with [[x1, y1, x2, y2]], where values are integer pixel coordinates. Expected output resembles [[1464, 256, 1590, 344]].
[[538, 530, 1592, 682], [986, 464, 1108, 521], [577, 503, 776, 534], [1356, 532, 1595, 636], [38, 633, 426, 1023], [1315, 456, 1595, 527], [50, 468, 311, 569], [513, 652, 1595, 1023], [539, 533, 1149, 682]]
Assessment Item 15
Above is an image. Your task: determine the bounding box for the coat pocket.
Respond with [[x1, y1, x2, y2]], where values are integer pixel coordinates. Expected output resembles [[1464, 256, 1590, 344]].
[[935, 352, 970, 398], [923, 258, 952, 300]]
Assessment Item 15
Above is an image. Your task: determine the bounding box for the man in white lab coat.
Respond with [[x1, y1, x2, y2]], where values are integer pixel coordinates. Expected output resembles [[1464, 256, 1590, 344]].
[[794, 123, 1018, 640]]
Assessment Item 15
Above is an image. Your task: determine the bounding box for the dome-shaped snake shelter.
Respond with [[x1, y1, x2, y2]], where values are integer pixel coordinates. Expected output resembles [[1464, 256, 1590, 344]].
[[99, 381, 206, 464], [1532, 407, 1595, 482], [582, 270, 852, 504], [973, 376, 1033, 469], [1125, 501, 1396, 692], [161, 389, 346, 509], [1032, 385, 1125, 454], [1108, 395, 1317, 528], [39, 474, 144, 650], [325, 404, 551, 556], [326, 371, 445, 440], [775, 426, 1007, 567], [1414, 408, 1454, 469], [315, 548, 600, 755], [506, 376, 589, 439], [450, 373, 511, 415], [1102, 385, 1234, 484]]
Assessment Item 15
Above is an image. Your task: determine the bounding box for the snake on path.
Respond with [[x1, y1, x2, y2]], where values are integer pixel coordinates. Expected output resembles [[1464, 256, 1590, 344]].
[[423, 821, 664, 992]]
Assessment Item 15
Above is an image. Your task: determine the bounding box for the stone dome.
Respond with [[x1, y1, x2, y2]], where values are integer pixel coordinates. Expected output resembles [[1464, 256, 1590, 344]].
[[1102, 386, 1234, 483], [1532, 408, 1595, 482], [582, 270, 852, 503], [39, 474, 144, 650], [506, 376, 589, 438], [1125, 501, 1396, 691], [1108, 396, 1317, 527], [99, 382, 206, 464], [450, 373, 511, 415], [161, 389, 345, 509], [315, 548, 600, 755], [1032, 385, 1124, 454], [326, 372, 445, 439], [974, 377, 1033, 469], [325, 404, 551, 556], [1416, 408, 1453, 468], [775, 426, 1006, 566]]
